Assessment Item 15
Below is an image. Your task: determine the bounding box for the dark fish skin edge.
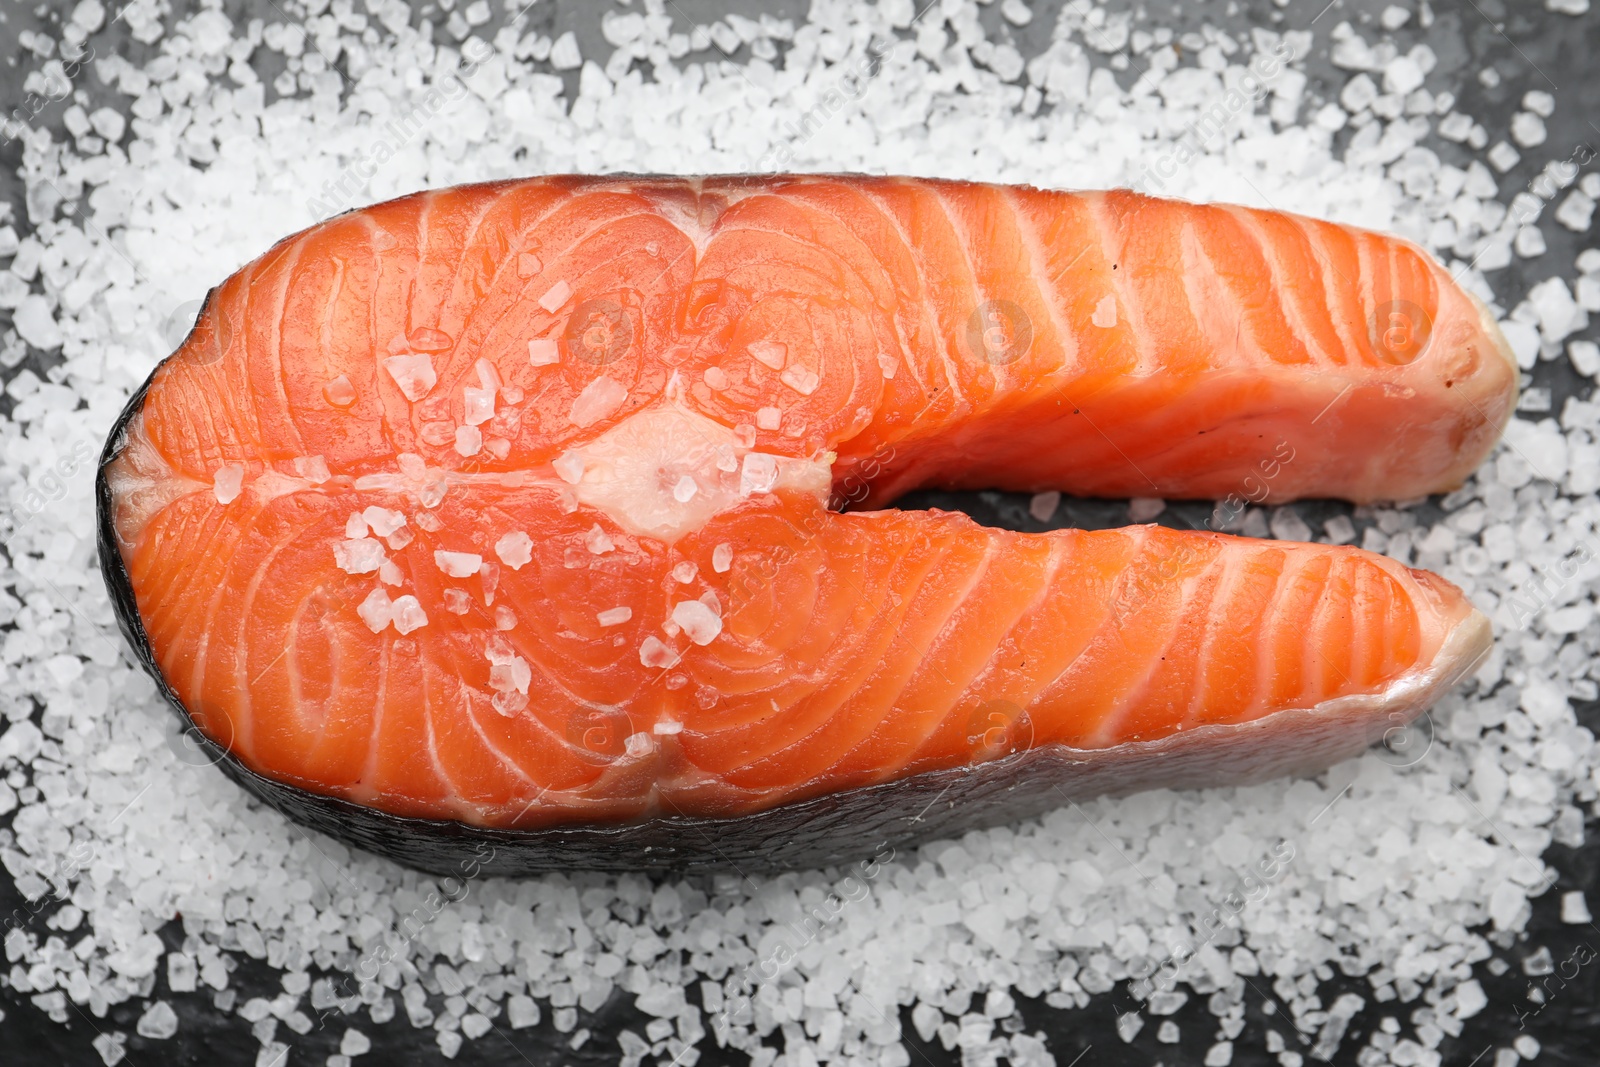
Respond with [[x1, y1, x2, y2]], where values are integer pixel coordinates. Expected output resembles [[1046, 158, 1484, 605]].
[[96, 319, 1449, 876]]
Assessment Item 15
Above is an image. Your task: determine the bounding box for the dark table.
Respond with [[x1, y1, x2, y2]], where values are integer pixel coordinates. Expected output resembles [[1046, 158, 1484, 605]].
[[0, 0, 1596, 1064]]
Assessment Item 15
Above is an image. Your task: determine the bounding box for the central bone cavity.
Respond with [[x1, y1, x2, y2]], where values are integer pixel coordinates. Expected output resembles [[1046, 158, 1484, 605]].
[[565, 404, 831, 542]]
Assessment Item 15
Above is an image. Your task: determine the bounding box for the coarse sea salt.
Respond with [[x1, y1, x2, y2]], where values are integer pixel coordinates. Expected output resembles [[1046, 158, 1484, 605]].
[[671, 600, 723, 645], [568, 377, 628, 428], [747, 340, 787, 370], [527, 337, 560, 366], [433, 551, 482, 577], [356, 588, 394, 633], [334, 537, 385, 575], [3, 2, 1597, 1066], [381, 353, 437, 402], [212, 463, 244, 504], [389, 596, 429, 635], [494, 530, 534, 569], [538, 280, 572, 313]]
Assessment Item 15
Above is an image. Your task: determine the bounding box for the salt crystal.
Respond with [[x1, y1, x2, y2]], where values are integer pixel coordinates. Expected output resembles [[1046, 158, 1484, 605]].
[[712, 543, 733, 572], [1489, 881, 1527, 930], [1488, 142, 1521, 172], [553, 450, 585, 483], [443, 589, 471, 615], [740, 452, 779, 495], [488, 655, 531, 694], [755, 407, 781, 430], [379, 560, 404, 586], [434, 551, 483, 577], [1204, 1041, 1234, 1066], [13, 295, 62, 349], [335, 538, 386, 574], [386, 596, 425, 634], [1382, 53, 1420, 94], [324, 375, 358, 407], [136, 1001, 178, 1039], [528, 337, 560, 366], [549, 30, 581, 69], [1514, 1036, 1541, 1060], [1567, 339, 1600, 377], [382, 354, 437, 401], [1379, 4, 1410, 28], [878, 353, 898, 378], [1148, 990, 1188, 1015], [672, 601, 722, 645], [1453, 979, 1487, 1018], [747, 340, 786, 369], [167, 953, 197, 993], [672, 561, 697, 583], [1555, 190, 1595, 232], [1341, 74, 1378, 114], [341, 1029, 372, 1056], [494, 605, 517, 630], [1500, 320, 1541, 369], [569, 377, 627, 427], [213, 464, 245, 504], [1510, 111, 1547, 148], [1270, 507, 1313, 542], [597, 606, 632, 627], [1029, 491, 1060, 522], [1128, 497, 1165, 522], [1528, 277, 1580, 342], [91, 1034, 125, 1066], [585, 525, 614, 554], [455, 425, 483, 456], [703, 366, 729, 390], [779, 365, 819, 395], [1561, 890, 1592, 923], [495, 531, 534, 569], [506, 995, 540, 1029], [463, 386, 495, 426], [357, 589, 393, 633], [639, 636, 681, 668], [363, 507, 406, 537], [539, 280, 572, 312], [1116, 1012, 1143, 1042]]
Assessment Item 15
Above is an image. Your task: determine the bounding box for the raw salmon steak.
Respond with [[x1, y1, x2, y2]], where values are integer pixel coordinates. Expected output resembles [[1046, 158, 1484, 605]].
[[98, 176, 1509, 873]]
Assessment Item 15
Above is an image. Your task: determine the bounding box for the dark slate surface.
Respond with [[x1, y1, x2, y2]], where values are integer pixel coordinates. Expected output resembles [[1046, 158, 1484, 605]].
[[2, 0, 1598, 1064]]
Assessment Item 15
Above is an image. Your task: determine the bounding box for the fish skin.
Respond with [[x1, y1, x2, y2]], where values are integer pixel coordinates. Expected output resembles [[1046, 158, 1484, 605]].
[[101, 176, 1503, 848]]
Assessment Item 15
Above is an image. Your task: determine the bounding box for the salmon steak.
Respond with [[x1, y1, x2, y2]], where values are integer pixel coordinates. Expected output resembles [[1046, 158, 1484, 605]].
[[97, 176, 1512, 873]]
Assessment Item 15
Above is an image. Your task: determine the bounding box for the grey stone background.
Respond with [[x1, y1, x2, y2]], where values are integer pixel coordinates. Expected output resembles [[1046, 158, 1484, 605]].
[[0, 0, 1597, 1064]]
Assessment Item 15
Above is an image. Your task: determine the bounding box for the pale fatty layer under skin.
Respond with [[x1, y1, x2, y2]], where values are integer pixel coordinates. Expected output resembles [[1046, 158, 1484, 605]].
[[106, 177, 1506, 828]]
